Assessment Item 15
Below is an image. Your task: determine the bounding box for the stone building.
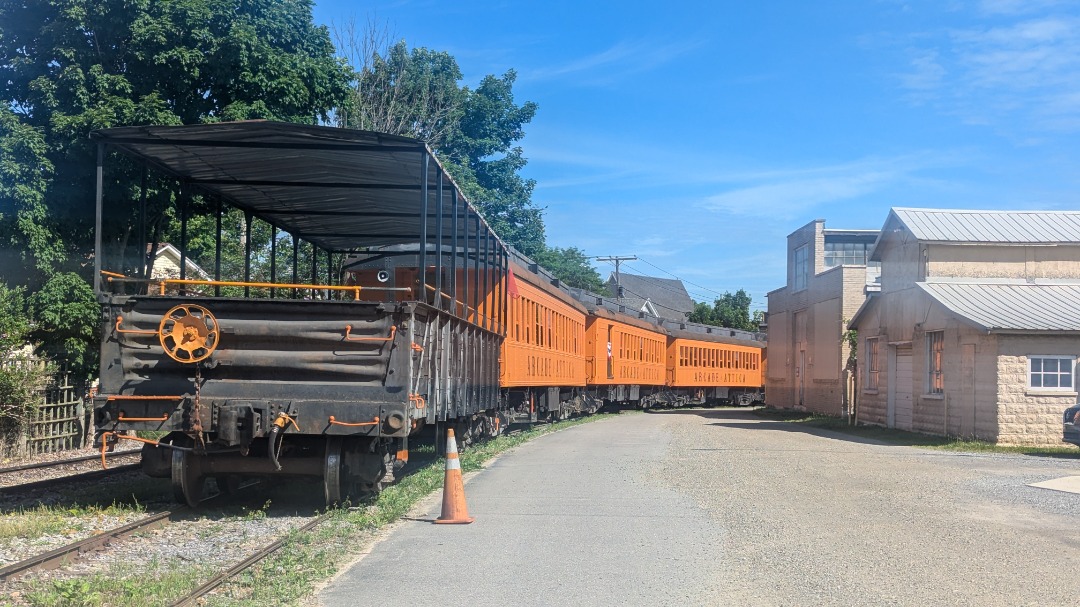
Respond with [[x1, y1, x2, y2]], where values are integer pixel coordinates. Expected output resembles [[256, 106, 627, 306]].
[[766, 219, 880, 415], [849, 208, 1080, 445]]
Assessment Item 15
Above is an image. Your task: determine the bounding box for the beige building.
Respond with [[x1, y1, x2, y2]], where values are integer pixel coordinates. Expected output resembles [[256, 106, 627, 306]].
[[849, 208, 1080, 446], [766, 220, 879, 415]]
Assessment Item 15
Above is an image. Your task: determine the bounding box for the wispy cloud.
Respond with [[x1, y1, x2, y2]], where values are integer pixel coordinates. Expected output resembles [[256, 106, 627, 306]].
[[895, 7, 1080, 133], [523, 38, 704, 84]]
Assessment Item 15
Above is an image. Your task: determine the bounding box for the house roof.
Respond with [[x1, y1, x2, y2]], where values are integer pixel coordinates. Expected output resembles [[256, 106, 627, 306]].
[[917, 279, 1080, 332], [895, 208, 1080, 244], [608, 273, 695, 321], [869, 208, 1080, 261]]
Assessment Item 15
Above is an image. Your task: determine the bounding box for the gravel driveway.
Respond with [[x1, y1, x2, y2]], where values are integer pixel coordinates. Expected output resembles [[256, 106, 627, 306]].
[[654, 408, 1080, 606]]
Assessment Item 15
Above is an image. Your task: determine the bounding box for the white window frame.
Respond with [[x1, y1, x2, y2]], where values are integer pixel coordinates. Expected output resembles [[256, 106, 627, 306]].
[[793, 244, 809, 292], [1028, 356, 1076, 391], [926, 331, 944, 394], [866, 337, 880, 391]]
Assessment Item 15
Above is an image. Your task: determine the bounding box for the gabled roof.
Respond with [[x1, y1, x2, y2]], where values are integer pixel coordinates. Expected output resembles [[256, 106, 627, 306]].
[[870, 207, 1080, 261], [608, 273, 694, 321], [897, 207, 1080, 244], [917, 279, 1080, 332]]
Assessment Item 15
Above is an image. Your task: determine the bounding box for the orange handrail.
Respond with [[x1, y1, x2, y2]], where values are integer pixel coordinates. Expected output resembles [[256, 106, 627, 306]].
[[327, 416, 380, 427], [117, 413, 170, 422], [114, 316, 158, 335], [409, 394, 426, 409], [105, 395, 183, 402], [345, 325, 397, 342]]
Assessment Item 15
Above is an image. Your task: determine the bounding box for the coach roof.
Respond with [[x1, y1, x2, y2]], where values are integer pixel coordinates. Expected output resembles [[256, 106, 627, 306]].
[[90, 121, 506, 253]]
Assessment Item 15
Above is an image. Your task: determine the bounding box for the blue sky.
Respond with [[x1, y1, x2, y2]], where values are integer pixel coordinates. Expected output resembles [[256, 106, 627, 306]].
[[311, 0, 1080, 311]]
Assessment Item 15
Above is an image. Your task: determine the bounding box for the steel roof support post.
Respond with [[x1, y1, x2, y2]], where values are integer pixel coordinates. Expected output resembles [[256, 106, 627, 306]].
[[450, 187, 459, 316], [492, 245, 501, 335], [472, 216, 480, 324], [291, 234, 299, 299], [214, 197, 223, 297], [419, 153, 429, 304], [482, 229, 491, 332], [244, 212, 252, 297], [310, 241, 317, 300], [327, 250, 334, 300], [501, 246, 508, 336], [179, 184, 188, 296], [463, 204, 470, 320], [94, 144, 104, 296], [137, 168, 148, 281], [435, 171, 444, 310], [269, 225, 277, 299]]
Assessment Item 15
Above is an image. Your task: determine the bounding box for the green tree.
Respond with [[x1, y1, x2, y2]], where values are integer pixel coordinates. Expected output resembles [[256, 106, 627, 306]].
[[0, 0, 352, 378], [689, 289, 756, 331], [534, 247, 605, 292], [0, 285, 50, 441], [441, 71, 543, 257]]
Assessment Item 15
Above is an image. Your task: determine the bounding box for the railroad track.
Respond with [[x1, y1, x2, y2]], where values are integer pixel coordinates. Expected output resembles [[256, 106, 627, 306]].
[[0, 449, 141, 476], [0, 508, 178, 581], [0, 463, 143, 494], [169, 513, 331, 606]]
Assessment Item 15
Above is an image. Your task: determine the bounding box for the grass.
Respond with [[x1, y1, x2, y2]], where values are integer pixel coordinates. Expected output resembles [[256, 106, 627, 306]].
[[754, 407, 1080, 456], [15, 414, 615, 607], [21, 559, 217, 607], [0, 501, 147, 543]]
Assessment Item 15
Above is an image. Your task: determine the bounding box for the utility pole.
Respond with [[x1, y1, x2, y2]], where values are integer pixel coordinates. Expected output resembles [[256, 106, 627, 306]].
[[594, 255, 637, 299]]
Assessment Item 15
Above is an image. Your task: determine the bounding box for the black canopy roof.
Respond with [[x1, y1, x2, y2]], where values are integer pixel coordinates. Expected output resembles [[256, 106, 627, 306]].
[[90, 121, 505, 253]]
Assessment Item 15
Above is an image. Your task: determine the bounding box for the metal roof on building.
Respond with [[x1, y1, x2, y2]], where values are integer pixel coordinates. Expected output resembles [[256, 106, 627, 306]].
[[90, 121, 504, 253], [892, 208, 1080, 244], [917, 280, 1080, 332]]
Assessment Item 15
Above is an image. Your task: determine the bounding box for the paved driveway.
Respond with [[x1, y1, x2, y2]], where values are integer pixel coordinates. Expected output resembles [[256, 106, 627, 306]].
[[319, 409, 1080, 606]]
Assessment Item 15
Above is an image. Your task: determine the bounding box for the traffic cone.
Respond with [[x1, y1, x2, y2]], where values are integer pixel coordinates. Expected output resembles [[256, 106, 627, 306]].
[[434, 428, 475, 524]]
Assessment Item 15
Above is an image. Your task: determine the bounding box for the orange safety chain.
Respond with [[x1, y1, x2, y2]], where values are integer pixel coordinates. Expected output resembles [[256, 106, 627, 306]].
[[344, 325, 397, 342], [409, 394, 426, 409], [327, 416, 380, 427]]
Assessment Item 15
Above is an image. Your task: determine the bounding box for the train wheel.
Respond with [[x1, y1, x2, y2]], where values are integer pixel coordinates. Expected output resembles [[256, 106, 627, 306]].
[[324, 436, 348, 506], [171, 448, 204, 507]]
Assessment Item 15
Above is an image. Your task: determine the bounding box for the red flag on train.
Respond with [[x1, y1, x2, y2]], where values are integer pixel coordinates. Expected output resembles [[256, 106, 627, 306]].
[[506, 267, 520, 299]]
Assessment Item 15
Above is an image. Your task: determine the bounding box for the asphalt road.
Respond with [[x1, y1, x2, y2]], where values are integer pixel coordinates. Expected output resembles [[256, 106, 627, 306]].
[[318, 409, 1080, 607]]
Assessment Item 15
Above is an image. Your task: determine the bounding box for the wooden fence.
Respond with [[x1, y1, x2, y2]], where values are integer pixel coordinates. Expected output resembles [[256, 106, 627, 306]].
[[26, 376, 87, 455]]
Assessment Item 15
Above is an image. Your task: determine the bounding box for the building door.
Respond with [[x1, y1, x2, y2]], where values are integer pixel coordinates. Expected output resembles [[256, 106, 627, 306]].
[[961, 344, 976, 437], [893, 347, 913, 431], [798, 349, 806, 406]]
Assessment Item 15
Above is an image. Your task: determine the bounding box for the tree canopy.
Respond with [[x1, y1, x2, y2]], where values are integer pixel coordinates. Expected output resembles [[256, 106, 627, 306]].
[[331, 29, 599, 287], [689, 290, 758, 332], [0, 0, 352, 377]]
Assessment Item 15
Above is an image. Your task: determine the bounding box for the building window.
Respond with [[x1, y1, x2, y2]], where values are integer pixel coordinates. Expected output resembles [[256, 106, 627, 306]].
[[793, 244, 809, 292], [1029, 356, 1075, 390], [824, 241, 871, 267], [866, 337, 880, 390], [926, 331, 944, 394]]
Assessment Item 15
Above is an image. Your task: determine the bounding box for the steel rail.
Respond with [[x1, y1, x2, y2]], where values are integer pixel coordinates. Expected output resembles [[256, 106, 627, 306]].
[[0, 464, 142, 493], [0, 449, 141, 475], [0, 509, 178, 581], [169, 514, 331, 607]]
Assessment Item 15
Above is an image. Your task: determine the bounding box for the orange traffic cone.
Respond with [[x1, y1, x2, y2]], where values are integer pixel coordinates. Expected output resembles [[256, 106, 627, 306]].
[[434, 428, 475, 524]]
